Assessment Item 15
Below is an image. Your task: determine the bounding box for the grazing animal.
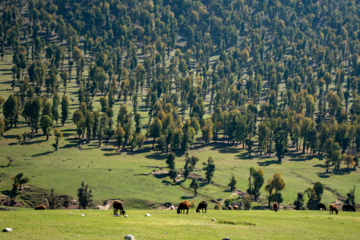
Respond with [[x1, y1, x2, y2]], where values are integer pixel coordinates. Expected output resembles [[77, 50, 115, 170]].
[[273, 202, 279, 212], [34, 205, 46, 210], [318, 203, 326, 211], [177, 201, 191, 214], [329, 204, 338, 215], [229, 206, 233, 210], [113, 200, 126, 215], [196, 201, 207, 213], [233, 205, 238, 210], [342, 204, 356, 212], [169, 205, 175, 210]]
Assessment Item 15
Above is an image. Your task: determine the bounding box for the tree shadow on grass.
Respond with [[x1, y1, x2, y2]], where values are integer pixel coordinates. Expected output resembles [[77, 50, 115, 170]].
[[32, 150, 54, 157], [103, 152, 122, 157], [257, 159, 281, 167], [236, 152, 258, 160], [61, 142, 79, 149], [161, 180, 172, 185], [287, 152, 324, 162], [181, 196, 194, 200], [145, 152, 166, 160], [317, 172, 331, 178], [313, 164, 326, 168], [20, 139, 47, 145], [333, 168, 353, 176]]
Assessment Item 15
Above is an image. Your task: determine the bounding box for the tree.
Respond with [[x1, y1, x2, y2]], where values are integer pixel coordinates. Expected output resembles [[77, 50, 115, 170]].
[[294, 192, 305, 210], [203, 156, 215, 184], [11, 173, 30, 190], [29, 97, 42, 133], [0, 119, 5, 136], [61, 95, 69, 126], [168, 169, 178, 183], [247, 167, 264, 201], [190, 178, 199, 196], [343, 153, 355, 170], [330, 150, 342, 172], [201, 119, 213, 144], [115, 126, 125, 150], [135, 134, 146, 151], [77, 181, 93, 209], [3, 95, 19, 128], [265, 173, 286, 207], [53, 128, 63, 151], [228, 174, 237, 192], [40, 115, 52, 140], [274, 130, 288, 162], [166, 152, 176, 169], [245, 138, 253, 157], [149, 118, 162, 148], [51, 93, 60, 124], [305, 182, 323, 210], [345, 186, 356, 207], [243, 194, 252, 210]]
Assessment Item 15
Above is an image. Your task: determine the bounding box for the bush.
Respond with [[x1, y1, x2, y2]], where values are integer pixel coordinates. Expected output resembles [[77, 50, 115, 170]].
[[224, 198, 232, 208], [214, 203, 222, 210], [190, 200, 196, 208], [294, 192, 305, 210], [243, 194, 252, 210]]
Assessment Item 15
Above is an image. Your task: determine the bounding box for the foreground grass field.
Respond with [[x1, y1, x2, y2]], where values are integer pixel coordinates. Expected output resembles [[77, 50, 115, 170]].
[[0, 209, 359, 240]]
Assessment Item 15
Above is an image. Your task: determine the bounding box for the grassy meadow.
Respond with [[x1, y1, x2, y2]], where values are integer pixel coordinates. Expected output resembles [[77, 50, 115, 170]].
[[1, 209, 360, 240]]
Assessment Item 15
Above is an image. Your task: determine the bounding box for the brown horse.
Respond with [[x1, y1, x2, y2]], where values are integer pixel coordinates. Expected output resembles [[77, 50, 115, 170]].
[[233, 205, 239, 210], [273, 202, 279, 212], [113, 200, 126, 215], [342, 204, 356, 212], [177, 201, 191, 214], [318, 203, 326, 211], [196, 201, 207, 213], [34, 205, 46, 210], [329, 204, 338, 215]]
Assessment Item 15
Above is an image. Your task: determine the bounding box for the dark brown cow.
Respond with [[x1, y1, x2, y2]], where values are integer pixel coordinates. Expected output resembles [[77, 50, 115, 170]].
[[177, 201, 191, 214], [113, 200, 126, 215], [228, 206, 233, 210], [273, 202, 279, 212], [329, 204, 338, 215], [233, 205, 239, 210], [318, 203, 326, 211], [196, 201, 207, 213], [34, 205, 46, 210], [342, 204, 356, 212]]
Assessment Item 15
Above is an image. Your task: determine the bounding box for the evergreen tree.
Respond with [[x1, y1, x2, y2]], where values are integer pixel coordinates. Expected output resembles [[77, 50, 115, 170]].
[[61, 95, 69, 126], [77, 181, 93, 209], [190, 178, 199, 196]]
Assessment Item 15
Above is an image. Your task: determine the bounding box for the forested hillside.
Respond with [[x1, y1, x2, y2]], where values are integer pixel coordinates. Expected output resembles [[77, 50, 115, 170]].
[[0, 0, 359, 209]]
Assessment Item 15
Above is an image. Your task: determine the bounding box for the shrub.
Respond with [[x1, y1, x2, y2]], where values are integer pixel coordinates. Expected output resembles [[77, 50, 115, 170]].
[[224, 198, 232, 208], [190, 200, 196, 208], [214, 203, 222, 210], [243, 194, 252, 210]]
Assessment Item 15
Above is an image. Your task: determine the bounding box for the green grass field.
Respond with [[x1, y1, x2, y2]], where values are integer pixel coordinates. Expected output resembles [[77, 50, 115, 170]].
[[0, 209, 359, 240]]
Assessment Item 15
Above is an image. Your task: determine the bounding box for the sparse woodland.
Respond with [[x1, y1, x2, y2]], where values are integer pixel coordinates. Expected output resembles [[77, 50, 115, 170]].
[[0, 0, 360, 208]]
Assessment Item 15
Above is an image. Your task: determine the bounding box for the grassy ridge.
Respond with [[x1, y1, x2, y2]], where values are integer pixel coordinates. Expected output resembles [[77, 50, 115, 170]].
[[0, 209, 359, 240]]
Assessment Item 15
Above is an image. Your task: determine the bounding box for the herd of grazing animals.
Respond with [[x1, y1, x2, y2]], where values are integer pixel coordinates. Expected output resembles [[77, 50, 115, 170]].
[[33, 200, 356, 216]]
